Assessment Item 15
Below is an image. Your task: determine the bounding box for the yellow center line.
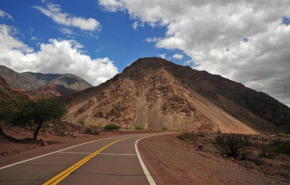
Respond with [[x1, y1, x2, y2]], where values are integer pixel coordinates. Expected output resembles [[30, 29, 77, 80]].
[[43, 137, 132, 185]]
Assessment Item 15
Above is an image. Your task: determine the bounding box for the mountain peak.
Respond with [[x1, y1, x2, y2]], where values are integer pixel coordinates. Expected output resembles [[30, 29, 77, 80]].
[[0, 65, 92, 92], [65, 57, 290, 133]]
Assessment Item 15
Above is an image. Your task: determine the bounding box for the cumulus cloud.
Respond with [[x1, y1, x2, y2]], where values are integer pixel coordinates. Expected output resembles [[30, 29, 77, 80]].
[[99, 0, 290, 107], [0, 24, 118, 85], [172, 54, 183, 60], [34, 3, 100, 31]]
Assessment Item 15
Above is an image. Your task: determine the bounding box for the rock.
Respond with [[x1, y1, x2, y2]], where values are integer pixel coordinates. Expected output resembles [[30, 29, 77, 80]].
[[197, 143, 203, 150], [40, 139, 48, 146]]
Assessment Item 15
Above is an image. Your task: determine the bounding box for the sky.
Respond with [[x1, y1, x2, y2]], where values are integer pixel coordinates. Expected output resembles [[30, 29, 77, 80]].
[[0, 0, 289, 107]]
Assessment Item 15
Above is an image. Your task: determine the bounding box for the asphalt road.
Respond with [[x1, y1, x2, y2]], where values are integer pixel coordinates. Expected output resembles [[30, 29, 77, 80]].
[[0, 133, 163, 185]]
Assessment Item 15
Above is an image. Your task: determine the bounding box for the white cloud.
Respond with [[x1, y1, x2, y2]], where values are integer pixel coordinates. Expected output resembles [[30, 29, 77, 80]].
[[58, 28, 75, 35], [99, 0, 290, 107], [34, 3, 100, 31], [0, 24, 118, 86], [132, 21, 144, 30], [172, 54, 183, 60], [0, 9, 13, 20], [145, 37, 160, 43], [159, 53, 166, 59]]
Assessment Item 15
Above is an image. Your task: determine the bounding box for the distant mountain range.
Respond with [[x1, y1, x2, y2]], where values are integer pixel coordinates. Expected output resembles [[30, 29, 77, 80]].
[[1, 58, 289, 134], [65, 57, 290, 133], [0, 65, 93, 97]]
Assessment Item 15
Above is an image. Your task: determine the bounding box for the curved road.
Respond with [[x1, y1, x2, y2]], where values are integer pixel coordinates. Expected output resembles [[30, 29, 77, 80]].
[[0, 133, 164, 185]]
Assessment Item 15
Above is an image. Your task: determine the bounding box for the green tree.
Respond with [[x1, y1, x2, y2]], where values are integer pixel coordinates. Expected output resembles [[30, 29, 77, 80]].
[[11, 98, 68, 139]]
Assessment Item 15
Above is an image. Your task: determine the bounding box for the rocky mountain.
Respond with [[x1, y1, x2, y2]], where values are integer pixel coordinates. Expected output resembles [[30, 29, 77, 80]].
[[0, 65, 93, 92], [0, 76, 28, 113], [65, 57, 290, 133], [25, 84, 78, 99]]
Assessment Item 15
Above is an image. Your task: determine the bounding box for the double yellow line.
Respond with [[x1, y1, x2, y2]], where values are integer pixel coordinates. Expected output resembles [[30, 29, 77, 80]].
[[43, 137, 131, 185]]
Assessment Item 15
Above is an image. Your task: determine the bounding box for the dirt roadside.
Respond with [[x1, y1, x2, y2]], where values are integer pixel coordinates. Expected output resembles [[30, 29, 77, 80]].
[[139, 134, 287, 185]]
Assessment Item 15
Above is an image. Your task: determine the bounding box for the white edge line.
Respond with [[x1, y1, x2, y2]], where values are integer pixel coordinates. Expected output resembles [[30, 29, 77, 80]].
[[0, 134, 138, 170], [135, 133, 173, 185]]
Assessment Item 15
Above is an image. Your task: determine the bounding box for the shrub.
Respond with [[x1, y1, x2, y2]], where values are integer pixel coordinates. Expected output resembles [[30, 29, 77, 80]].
[[271, 139, 290, 155], [104, 124, 120, 131], [215, 134, 250, 159], [277, 133, 290, 137], [84, 127, 99, 135], [200, 133, 206, 137], [79, 120, 85, 127], [178, 132, 198, 144], [135, 125, 144, 130], [162, 126, 168, 131]]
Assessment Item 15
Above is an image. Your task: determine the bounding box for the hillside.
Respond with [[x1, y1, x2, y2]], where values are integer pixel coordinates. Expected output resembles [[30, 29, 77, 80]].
[[25, 84, 78, 98], [65, 57, 290, 133], [0, 76, 28, 113], [0, 65, 92, 92]]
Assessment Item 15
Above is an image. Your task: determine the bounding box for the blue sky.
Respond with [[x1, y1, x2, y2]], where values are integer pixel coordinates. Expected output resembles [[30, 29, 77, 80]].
[[0, 0, 189, 71], [0, 0, 290, 107]]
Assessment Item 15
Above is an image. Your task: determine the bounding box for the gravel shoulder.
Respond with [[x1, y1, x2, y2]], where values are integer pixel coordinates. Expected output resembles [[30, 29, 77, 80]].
[[139, 134, 287, 185]]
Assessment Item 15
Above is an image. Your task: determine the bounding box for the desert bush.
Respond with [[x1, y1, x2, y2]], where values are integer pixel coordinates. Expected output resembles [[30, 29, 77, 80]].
[[178, 132, 198, 143], [271, 139, 290, 155], [79, 120, 85, 127], [277, 133, 290, 137], [259, 143, 272, 158], [162, 126, 168, 131], [104, 124, 120, 131], [135, 125, 144, 130], [84, 127, 99, 135], [200, 133, 206, 137], [215, 134, 250, 159]]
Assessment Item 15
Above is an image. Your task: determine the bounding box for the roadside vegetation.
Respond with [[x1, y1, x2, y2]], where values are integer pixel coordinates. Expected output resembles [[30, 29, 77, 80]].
[[177, 132, 290, 182], [79, 120, 85, 127], [215, 134, 250, 159], [104, 124, 120, 131], [135, 125, 144, 130], [2, 98, 67, 139], [277, 132, 290, 137], [215, 134, 290, 158], [178, 132, 198, 144], [162, 126, 168, 131]]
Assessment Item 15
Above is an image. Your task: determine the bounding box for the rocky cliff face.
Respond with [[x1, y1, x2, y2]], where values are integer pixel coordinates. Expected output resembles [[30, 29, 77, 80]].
[[0, 65, 92, 92], [65, 57, 290, 133]]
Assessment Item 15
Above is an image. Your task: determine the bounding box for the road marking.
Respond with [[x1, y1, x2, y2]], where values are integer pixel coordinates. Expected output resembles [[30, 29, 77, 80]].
[[58, 151, 137, 156], [43, 137, 132, 185], [58, 152, 92, 155], [0, 135, 134, 170], [135, 133, 173, 185], [135, 135, 157, 185]]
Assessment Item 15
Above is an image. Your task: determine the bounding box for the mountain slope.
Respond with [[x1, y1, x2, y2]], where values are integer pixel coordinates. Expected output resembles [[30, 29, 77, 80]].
[[65, 57, 289, 133], [48, 74, 93, 91], [0, 65, 92, 92], [25, 84, 78, 98], [0, 76, 28, 112]]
